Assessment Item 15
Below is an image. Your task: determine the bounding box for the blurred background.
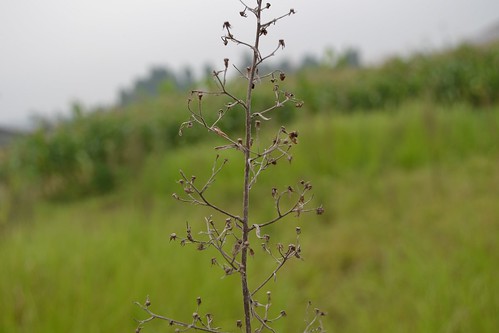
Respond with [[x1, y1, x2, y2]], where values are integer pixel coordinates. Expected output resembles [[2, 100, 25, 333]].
[[0, 1, 498, 332]]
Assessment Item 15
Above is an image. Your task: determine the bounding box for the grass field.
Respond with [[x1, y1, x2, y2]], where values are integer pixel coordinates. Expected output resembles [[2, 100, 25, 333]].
[[1, 103, 498, 332]]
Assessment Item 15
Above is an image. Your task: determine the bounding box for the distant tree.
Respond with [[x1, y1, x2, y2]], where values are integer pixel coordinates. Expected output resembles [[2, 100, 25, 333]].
[[300, 54, 320, 69], [118, 66, 192, 106], [336, 48, 362, 68]]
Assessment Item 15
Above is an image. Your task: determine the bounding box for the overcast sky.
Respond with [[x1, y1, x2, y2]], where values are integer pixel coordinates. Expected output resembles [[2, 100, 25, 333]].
[[1, 0, 498, 127]]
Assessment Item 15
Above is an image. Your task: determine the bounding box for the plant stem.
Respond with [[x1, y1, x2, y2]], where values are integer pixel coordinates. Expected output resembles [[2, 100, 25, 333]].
[[241, 2, 263, 332]]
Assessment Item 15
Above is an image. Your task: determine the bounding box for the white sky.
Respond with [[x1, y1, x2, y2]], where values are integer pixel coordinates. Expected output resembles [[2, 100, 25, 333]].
[[1, 0, 498, 127]]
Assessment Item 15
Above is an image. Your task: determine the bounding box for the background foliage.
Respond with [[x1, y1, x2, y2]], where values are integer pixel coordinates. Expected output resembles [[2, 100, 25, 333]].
[[0, 41, 498, 332]]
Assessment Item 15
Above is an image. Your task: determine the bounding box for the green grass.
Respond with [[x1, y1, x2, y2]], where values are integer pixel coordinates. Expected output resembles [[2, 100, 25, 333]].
[[1, 104, 498, 332]]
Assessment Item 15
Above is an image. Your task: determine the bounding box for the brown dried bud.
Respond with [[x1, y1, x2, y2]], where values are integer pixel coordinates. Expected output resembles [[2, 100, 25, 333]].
[[271, 187, 278, 198], [249, 248, 255, 256], [197, 297, 202, 306], [197, 92, 203, 100], [224, 58, 229, 69], [237, 137, 243, 144], [135, 327, 141, 333], [172, 193, 179, 200], [295, 101, 304, 108], [192, 312, 199, 320], [260, 28, 268, 36], [296, 227, 301, 235], [255, 120, 261, 128], [223, 21, 231, 29], [145, 296, 151, 307], [280, 310, 287, 317], [236, 320, 242, 328], [239, 10, 247, 17], [211, 257, 218, 266], [222, 37, 228, 45], [170, 233, 177, 241], [289, 131, 298, 144], [266, 3, 271, 9], [316, 206, 325, 215], [290, 8, 296, 14], [279, 72, 286, 81], [278, 39, 285, 49]]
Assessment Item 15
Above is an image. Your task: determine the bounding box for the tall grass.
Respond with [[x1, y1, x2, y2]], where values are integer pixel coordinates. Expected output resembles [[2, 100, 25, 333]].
[[1, 104, 498, 332]]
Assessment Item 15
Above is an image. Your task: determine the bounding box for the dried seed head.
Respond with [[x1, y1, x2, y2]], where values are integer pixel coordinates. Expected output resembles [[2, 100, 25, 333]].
[[192, 312, 199, 320], [236, 320, 242, 328], [316, 206, 325, 215], [260, 27, 268, 36], [255, 120, 261, 128], [295, 101, 304, 108], [197, 297, 202, 306], [135, 327, 141, 333], [296, 227, 301, 235], [145, 296, 151, 307], [290, 8, 296, 14], [223, 21, 231, 29], [266, 3, 271, 9], [224, 58, 229, 69], [239, 10, 247, 17], [172, 193, 179, 200], [169, 233, 177, 241], [279, 72, 286, 81], [279, 39, 285, 49], [280, 310, 287, 317], [211, 257, 218, 266]]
